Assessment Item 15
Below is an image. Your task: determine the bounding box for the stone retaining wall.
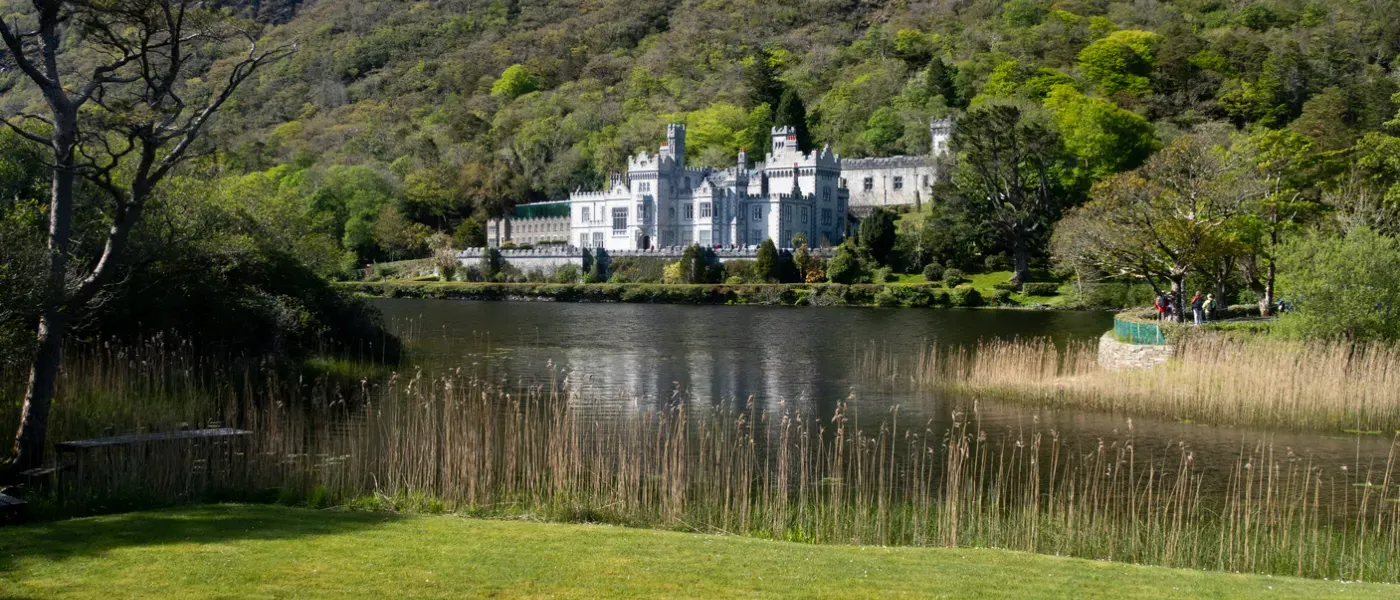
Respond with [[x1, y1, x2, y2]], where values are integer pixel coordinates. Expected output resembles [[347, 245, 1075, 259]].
[[1096, 332, 1174, 370]]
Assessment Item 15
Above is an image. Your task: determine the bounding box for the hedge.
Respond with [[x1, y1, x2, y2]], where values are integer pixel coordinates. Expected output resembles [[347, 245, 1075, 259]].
[[336, 281, 991, 308]]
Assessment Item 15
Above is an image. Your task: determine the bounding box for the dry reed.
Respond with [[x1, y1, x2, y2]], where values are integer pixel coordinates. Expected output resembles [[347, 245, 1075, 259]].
[[873, 335, 1400, 432], [6, 342, 1400, 583]]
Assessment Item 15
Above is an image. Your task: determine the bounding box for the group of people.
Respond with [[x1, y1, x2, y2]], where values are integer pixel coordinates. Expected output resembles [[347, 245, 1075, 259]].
[[1154, 292, 1218, 325]]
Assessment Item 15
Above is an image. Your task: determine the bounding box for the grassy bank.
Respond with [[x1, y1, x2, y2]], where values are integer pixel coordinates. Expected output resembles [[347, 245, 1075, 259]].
[[336, 279, 1070, 308], [0, 504, 1392, 599]]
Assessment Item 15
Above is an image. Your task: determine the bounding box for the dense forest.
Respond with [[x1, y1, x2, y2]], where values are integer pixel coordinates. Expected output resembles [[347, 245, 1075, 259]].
[[5, 0, 1400, 342]]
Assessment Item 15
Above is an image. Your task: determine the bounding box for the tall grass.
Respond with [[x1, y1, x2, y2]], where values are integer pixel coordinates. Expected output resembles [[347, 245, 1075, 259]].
[[871, 335, 1400, 432], [10, 345, 1399, 583]]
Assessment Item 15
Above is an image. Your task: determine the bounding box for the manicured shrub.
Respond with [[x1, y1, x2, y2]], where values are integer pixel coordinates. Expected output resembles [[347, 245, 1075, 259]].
[[1022, 282, 1060, 296], [942, 268, 967, 286], [949, 284, 983, 307], [987, 289, 1013, 305], [921, 263, 944, 282], [993, 280, 1020, 291]]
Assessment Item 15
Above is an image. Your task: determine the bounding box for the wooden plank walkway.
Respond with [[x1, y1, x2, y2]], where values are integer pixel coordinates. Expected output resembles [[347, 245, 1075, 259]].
[[55, 428, 252, 451]]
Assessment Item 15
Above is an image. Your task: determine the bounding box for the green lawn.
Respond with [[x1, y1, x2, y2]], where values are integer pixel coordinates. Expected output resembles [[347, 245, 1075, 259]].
[[0, 505, 1391, 599]]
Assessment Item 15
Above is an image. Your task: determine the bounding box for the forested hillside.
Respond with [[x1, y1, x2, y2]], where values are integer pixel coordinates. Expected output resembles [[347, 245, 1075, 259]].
[[5, 0, 1400, 337], [172, 0, 1400, 268]]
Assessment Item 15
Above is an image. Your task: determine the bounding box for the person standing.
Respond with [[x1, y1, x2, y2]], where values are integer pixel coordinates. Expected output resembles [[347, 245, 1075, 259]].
[[1191, 291, 1205, 326], [1154, 294, 1169, 321]]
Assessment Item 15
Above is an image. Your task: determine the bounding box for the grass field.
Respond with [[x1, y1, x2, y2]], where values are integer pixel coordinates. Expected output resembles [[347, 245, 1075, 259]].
[[0, 504, 1392, 599]]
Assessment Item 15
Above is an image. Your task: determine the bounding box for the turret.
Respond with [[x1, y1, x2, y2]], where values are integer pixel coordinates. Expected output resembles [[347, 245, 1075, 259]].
[[661, 123, 686, 167], [771, 126, 798, 156], [930, 117, 955, 157]]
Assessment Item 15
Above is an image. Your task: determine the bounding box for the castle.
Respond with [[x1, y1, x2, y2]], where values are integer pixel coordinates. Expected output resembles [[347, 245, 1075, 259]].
[[488, 117, 953, 250]]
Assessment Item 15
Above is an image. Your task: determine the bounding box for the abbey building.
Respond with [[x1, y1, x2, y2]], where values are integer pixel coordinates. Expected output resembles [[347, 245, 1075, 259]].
[[488, 118, 953, 251]]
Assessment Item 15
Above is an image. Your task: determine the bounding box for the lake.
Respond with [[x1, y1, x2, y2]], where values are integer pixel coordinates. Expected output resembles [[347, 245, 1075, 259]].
[[373, 299, 1394, 472]]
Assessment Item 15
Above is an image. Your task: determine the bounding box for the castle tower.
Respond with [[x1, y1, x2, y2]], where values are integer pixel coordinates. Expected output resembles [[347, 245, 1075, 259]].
[[771, 126, 798, 156], [661, 123, 686, 167], [930, 117, 955, 157]]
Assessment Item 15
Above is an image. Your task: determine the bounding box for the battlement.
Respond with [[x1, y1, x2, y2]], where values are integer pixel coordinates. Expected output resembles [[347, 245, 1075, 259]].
[[842, 156, 930, 170]]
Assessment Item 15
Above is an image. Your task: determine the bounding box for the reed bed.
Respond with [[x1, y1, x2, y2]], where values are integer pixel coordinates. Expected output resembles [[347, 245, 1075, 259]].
[[14, 359, 1395, 583], [872, 335, 1400, 432], [6, 341, 1400, 582]]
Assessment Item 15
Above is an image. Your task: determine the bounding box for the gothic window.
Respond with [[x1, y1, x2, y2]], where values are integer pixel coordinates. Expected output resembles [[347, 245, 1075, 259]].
[[684, 177, 691, 189], [612, 208, 628, 234], [893, 176, 904, 190], [922, 175, 929, 187], [700, 202, 712, 218], [863, 177, 874, 191], [801, 207, 808, 223], [751, 229, 762, 244], [782, 205, 791, 220], [752, 205, 762, 221], [840, 178, 848, 188], [592, 232, 603, 247], [821, 209, 832, 226], [823, 188, 832, 203], [684, 203, 694, 219], [783, 230, 792, 245], [669, 206, 676, 220]]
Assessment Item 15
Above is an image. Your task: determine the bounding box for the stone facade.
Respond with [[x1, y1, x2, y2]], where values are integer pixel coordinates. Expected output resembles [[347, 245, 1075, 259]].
[[568, 124, 848, 251], [1096, 333, 1174, 370], [840, 117, 953, 215], [491, 117, 955, 250]]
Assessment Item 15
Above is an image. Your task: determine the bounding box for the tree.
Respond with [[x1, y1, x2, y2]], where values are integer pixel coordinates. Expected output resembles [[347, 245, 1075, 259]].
[[1276, 228, 1400, 341], [754, 239, 780, 282], [1077, 30, 1161, 97], [743, 50, 783, 110], [1236, 130, 1329, 315], [952, 104, 1070, 284], [678, 243, 718, 283], [924, 58, 960, 107], [491, 64, 539, 98], [1052, 132, 1261, 318], [858, 207, 898, 266], [1044, 85, 1159, 184], [453, 218, 487, 249], [773, 88, 813, 152], [825, 243, 864, 284], [0, 0, 292, 474]]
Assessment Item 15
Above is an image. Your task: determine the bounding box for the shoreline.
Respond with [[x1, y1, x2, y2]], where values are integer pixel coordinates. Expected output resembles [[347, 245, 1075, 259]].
[[337, 280, 1094, 310]]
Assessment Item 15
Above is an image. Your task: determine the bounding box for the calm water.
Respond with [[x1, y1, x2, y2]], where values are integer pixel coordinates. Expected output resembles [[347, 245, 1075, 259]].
[[373, 299, 1394, 471]]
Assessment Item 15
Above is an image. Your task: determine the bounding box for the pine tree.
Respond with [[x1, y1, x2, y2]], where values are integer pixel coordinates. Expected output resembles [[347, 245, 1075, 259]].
[[924, 58, 960, 107], [743, 51, 783, 110], [774, 88, 813, 152], [754, 239, 780, 282]]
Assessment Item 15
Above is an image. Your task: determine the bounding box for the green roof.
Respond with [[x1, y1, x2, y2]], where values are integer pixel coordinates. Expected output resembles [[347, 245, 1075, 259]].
[[513, 201, 571, 219]]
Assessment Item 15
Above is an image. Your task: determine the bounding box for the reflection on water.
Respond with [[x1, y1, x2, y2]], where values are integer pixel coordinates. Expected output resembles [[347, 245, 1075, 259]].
[[374, 298, 1395, 471]]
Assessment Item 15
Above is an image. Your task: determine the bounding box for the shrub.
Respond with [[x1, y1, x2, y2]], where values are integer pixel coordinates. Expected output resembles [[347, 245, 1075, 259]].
[[553, 263, 581, 283], [1022, 282, 1060, 296], [987, 289, 1013, 305], [725, 259, 755, 283], [754, 239, 780, 282], [949, 284, 983, 307], [942, 268, 967, 286], [993, 280, 1020, 291], [921, 263, 944, 282], [724, 275, 745, 285], [826, 244, 865, 284], [873, 288, 900, 307], [608, 256, 668, 283], [872, 267, 896, 283], [984, 253, 1012, 272]]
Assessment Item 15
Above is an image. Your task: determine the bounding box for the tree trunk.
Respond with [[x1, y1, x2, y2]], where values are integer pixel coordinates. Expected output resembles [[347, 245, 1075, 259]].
[[1259, 261, 1276, 317], [1011, 239, 1030, 286], [1170, 275, 1186, 323], [9, 313, 67, 474], [6, 117, 77, 477]]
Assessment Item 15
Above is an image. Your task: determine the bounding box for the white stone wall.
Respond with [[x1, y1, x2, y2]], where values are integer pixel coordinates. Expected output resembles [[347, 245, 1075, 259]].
[[842, 158, 935, 213], [1096, 333, 1174, 370]]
